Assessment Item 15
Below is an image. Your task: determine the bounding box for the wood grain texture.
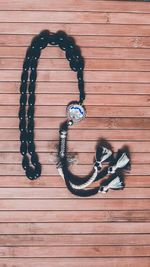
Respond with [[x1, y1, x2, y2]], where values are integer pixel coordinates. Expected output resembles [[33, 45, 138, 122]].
[[0, 0, 149, 266]]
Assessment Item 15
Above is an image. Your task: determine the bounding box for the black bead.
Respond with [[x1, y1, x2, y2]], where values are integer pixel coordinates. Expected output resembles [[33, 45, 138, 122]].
[[35, 163, 41, 177], [28, 132, 34, 143], [26, 167, 36, 180], [28, 83, 35, 94], [31, 154, 38, 166], [19, 108, 26, 120], [70, 60, 78, 72], [20, 83, 27, 94], [28, 142, 35, 155], [20, 142, 27, 155], [49, 34, 57, 45], [77, 70, 83, 81], [78, 80, 84, 91], [20, 131, 27, 142], [28, 94, 35, 106], [22, 156, 29, 170], [26, 47, 34, 59], [21, 71, 28, 83], [27, 120, 34, 132], [65, 49, 74, 62], [23, 60, 30, 70], [55, 32, 68, 51], [27, 106, 34, 119], [19, 119, 26, 132], [30, 59, 38, 69], [20, 94, 27, 106], [30, 70, 37, 83], [76, 58, 84, 71], [33, 49, 41, 59]]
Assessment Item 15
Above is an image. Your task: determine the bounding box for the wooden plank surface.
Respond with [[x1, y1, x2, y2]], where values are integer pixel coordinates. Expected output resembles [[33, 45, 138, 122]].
[[0, 0, 149, 266]]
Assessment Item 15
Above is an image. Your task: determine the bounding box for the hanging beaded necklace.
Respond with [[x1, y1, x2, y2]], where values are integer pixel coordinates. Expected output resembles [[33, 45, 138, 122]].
[[19, 30, 130, 197]]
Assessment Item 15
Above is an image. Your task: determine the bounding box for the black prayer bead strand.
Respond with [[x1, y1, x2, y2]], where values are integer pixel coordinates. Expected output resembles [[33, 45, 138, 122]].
[[55, 31, 85, 103], [19, 48, 31, 173], [19, 32, 49, 179], [19, 31, 85, 180], [26, 32, 50, 179]]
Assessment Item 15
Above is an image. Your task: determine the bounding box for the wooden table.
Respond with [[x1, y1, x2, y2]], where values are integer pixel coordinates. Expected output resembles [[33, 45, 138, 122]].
[[0, 1, 149, 266]]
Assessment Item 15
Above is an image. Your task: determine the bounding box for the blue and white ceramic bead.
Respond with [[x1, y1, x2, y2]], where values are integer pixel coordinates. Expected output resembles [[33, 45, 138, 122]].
[[66, 103, 86, 123]]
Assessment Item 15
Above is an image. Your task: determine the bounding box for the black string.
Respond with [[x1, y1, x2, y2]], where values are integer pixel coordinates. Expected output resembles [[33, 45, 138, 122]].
[[19, 30, 85, 180]]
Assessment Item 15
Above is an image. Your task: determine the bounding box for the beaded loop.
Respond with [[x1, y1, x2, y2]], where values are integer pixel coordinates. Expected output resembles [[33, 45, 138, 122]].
[[19, 30, 85, 180]]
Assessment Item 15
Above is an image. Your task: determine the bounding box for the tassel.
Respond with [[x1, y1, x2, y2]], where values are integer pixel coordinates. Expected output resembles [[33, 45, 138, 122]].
[[99, 176, 124, 193], [70, 146, 113, 189], [95, 146, 112, 171], [108, 152, 129, 174], [69, 165, 98, 189]]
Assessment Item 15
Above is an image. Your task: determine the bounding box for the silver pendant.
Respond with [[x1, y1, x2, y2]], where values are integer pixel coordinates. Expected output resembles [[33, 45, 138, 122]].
[[66, 103, 86, 123]]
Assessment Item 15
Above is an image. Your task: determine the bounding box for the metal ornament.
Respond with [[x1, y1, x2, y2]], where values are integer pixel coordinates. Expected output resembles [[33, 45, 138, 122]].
[[66, 103, 86, 123]]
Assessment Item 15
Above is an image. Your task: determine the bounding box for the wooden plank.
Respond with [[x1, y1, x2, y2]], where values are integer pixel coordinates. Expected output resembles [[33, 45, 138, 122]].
[[0, 82, 149, 94], [0, 10, 150, 24], [0, 187, 148, 199], [0, 140, 149, 152], [0, 129, 150, 142], [0, 245, 149, 257], [1, 94, 150, 106], [1, 106, 150, 118], [0, 210, 149, 223], [0, 234, 150, 246], [0, 199, 149, 211], [0, 0, 149, 265], [0, 222, 149, 234], [0, 163, 145, 176], [1, 35, 150, 48], [0, 258, 149, 267], [2, 58, 150, 71], [0, 1, 149, 13], [0, 163, 147, 176], [2, 70, 150, 83], [1, 118, 150, 130], [1, 47, 150, 59], [1, 23, 150, 36], [0, 175, 148, 188], [0, 11, 150, 25], [0, 152, 148, 164]]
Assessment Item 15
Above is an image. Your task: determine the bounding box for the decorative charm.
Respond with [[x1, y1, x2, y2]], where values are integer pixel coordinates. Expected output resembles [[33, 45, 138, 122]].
[[66, 103, 86, 123], [19, 30, 131, 197]]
